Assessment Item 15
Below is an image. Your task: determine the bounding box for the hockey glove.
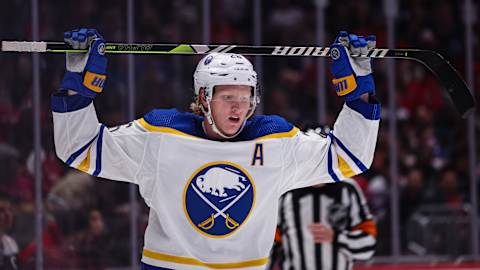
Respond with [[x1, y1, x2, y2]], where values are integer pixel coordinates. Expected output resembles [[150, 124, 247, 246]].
[[60, 28, 107, 98], [330, 31, 376, 101]]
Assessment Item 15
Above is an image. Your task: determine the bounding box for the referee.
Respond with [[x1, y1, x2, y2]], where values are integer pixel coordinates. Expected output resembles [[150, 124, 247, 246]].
[[270, 178, 377, 270]]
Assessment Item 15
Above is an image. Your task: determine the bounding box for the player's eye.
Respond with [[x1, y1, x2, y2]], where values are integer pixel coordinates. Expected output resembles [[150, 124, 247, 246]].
[[217, 95, 251, 103], [222, 95, 235, 102], [237, 96, 251, 103]]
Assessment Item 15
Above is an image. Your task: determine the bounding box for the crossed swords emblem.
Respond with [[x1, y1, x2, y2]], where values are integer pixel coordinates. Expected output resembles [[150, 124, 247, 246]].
[[192, 183, 251, 230]]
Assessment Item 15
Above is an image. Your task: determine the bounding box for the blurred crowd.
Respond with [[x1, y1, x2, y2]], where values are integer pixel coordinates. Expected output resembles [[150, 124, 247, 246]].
[[0, 0, 478, 268]]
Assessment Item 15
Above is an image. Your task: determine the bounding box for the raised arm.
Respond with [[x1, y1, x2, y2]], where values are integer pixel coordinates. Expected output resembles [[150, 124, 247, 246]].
[[52, 29, 148, 186], [280, 32, 381, 193]]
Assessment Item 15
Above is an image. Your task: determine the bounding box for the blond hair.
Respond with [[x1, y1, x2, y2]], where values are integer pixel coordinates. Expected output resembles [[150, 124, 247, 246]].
[[190, 96, 203, 115]]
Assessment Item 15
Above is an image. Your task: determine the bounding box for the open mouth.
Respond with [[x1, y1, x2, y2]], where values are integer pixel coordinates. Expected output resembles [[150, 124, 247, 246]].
[[228, 116, 240, 123]]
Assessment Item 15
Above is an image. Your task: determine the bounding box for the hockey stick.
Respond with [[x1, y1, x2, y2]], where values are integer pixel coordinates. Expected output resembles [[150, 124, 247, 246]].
[[2, 41, 475, 117]]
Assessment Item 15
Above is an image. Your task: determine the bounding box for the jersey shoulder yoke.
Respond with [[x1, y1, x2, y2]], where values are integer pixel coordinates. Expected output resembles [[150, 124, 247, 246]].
[[139, 109, 203, 137], [241, 115, 297, 140]]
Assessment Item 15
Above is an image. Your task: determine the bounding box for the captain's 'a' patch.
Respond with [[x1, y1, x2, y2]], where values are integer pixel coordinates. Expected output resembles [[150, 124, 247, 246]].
[[184, 162, 255, 237]]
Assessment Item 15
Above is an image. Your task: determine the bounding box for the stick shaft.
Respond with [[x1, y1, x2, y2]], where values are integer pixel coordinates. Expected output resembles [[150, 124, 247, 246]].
[[1, 40, 475, 117], [3, 41, 397, 57], [0, 41, 436, 61]]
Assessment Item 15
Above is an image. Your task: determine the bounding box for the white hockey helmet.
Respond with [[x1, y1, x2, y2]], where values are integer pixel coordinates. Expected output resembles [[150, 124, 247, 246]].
[[193, 53, 259, 138]]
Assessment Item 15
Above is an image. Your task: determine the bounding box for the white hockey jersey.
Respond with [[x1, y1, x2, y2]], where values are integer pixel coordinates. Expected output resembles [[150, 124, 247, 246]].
[[51, 94, 380, 270]]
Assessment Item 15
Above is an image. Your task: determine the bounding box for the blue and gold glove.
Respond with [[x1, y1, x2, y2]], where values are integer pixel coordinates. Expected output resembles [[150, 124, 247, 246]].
[[330, 31, 376, 101], [60, 28, 107, 98]]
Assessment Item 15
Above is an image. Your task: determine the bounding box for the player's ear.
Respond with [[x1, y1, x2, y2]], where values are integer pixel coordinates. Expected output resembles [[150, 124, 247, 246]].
[[199, 88, 208, 109]]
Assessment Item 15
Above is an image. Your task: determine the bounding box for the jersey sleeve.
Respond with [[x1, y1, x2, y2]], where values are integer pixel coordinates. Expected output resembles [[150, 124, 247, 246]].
[[336, 179, 377, 260], [279, 100, 380, 193], [51, 94, 148, 185]]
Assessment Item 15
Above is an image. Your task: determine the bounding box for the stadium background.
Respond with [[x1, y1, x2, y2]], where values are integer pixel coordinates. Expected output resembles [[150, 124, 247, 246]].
[[0, 0, 478, 269]]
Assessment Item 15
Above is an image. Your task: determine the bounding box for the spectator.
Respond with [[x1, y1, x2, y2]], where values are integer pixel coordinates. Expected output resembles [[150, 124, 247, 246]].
[[73, 208, 112, 269], [0, 193, 19, 270], [400, 168, 426, 223], [431, 168, 464, 207], [19, 171, 96, 268]]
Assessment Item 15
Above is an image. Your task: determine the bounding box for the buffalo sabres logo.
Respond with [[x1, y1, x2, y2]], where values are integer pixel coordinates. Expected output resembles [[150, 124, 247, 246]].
[[97, 42, 106, 55], [183, 162, 255, 238], [330, 47, 340, 60]]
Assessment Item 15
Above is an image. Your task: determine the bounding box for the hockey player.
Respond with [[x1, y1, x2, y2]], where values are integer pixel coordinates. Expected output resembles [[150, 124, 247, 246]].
[[52, 28, 380, 270]]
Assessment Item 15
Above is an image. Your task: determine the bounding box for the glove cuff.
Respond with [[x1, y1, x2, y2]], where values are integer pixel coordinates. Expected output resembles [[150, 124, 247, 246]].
[[86, 54, 107, 75], [60, 71, 101, 99], [340, 74, 375, 102]]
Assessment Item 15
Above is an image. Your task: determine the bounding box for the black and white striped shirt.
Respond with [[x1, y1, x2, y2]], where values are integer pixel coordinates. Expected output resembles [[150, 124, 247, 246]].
[[0, 235, 18, 270], [271, 178, 376, 270]]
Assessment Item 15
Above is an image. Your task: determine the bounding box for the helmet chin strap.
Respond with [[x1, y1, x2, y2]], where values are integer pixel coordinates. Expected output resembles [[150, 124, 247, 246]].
[[201, 101, 246, 139]]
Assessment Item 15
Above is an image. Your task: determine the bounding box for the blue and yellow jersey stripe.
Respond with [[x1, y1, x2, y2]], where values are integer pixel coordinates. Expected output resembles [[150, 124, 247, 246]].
[[327, 132, 367, 182], [138, 117, 299, 141], [255, 127, 299, 140], [65, 124, 106, 177], [143, 249, 268, 269], [137, 118, 200, 139]]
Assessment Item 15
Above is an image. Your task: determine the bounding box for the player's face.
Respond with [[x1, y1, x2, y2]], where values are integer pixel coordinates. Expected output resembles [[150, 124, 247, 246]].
[[0, 199, 13, 231], [210, 85, 253, 136]]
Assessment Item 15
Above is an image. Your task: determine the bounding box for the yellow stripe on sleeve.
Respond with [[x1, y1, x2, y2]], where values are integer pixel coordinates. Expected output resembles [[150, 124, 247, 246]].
[[338, 155, 356, 178], [77, 147, 91, 173]]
